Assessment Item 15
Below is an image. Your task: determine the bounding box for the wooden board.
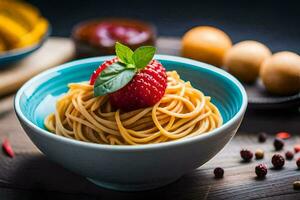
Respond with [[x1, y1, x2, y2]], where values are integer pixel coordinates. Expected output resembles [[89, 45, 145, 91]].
[[0, 37, 75, 97], [0, 37, 299, 199]]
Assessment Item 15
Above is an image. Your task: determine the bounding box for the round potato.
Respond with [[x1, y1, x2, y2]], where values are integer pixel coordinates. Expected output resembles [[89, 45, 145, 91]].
[[260, 51, 300, 95], [182, 26, 232, 67], [224, 40, 271, 83]]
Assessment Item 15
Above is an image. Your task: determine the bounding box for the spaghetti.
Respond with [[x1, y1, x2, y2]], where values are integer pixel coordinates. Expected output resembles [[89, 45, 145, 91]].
[[44, 71, 222, 145]]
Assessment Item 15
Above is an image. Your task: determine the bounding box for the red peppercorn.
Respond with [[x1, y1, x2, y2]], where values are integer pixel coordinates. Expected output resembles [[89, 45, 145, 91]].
[[214, 167, 224, 178], [285, 151, 294, 160], [258, 132, 267, 143], [2, 138, 14, 158], [240, 149, 253, 162], [276, 132, 291, 140], [274, 138, 284, 151], [296, 158, 300, 169], [255, 164, 267, 178], [294, 145, 300, 153], [272, 154, 285, 169]]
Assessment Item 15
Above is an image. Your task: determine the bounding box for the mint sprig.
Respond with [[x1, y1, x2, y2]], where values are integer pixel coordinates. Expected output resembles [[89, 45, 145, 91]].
[[115, 42, 156, 69], [94, 42, 156, 97], [133, 46, 156, 69], [115, 42, 134, 64]]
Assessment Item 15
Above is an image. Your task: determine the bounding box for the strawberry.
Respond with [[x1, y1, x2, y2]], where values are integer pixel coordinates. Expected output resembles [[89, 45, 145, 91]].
[[110, 59, 167, 110], [92, 42, 167, 111]]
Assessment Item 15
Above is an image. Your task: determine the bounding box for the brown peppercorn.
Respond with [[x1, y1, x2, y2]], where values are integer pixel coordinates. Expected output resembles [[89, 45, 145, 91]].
[[240, 149, 253, 162], [255, 149, 264, 159], [258, 132, 267, 143], [272, 154, 285, 169], [285, 151, 294, 160], [214, 167, 224, 178], [294, 181, 300, 190], [274, 138, 284, 151], [255, 164, 267, 178], [296, 158, 300, 169]]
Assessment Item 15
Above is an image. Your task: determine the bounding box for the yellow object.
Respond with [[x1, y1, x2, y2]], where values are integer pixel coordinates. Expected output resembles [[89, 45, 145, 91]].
[[224, 40, 272, 83], [0, 0, 40, 30], [182, 26, 232, 67], [260, 51, 300, 95], [0, 0, 48, 52], [14, 18, 49, 48], [0, 36, 6, 52], [0, 14, 28, 47], [44, 71, 222, 145]]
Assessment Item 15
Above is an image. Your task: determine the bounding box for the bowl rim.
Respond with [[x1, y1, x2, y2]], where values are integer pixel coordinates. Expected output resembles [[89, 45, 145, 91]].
[[14, 55, 248, 151]]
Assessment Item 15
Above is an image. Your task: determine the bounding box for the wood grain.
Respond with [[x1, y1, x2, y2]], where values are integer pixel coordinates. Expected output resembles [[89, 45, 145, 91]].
[[0, 37, 75, 97], [0, 37, 299, 199]]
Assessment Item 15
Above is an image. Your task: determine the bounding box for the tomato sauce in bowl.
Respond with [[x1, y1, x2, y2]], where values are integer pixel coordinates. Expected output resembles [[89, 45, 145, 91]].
[[72, 18, 156, 57]]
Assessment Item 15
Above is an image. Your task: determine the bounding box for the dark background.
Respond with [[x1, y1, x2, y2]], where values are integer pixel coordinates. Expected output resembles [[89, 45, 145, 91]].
[[25, 0, 300, 134], [28, 0, 300, 54]]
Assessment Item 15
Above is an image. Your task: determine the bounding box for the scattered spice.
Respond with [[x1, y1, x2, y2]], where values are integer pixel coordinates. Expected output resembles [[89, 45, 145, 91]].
[[296, 158, 300, 169], [285, 151, 294, 160], [273, 138, 284, 151], [255, 149, 264, 159], [294, 145, 300, 153], [276, 132, 291, 140], [2, 138, 14, 158], [214, 167, 224, 179], [240, 149, 253, 162], [272, 154, 285, 169], [294, 181, 300, 190], [255, 164, 267, 178], [258, 132, 267, 143]]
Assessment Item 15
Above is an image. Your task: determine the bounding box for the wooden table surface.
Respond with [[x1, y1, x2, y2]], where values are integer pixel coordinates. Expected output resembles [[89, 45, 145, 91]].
[[0, 38, 299, 200]]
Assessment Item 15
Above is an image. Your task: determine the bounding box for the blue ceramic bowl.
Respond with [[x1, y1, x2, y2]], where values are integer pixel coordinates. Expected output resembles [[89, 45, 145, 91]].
[[0, 25, 51, 67], [15, 55, 247, 191]]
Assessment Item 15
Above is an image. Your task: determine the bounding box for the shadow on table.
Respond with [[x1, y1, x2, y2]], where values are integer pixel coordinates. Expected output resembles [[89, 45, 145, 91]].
[[6, 154, 211, 200], [240, 107, 300, 134]]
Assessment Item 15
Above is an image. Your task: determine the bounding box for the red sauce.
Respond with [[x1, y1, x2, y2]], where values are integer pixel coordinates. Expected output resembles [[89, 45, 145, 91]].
[[90, 23, 150, 47], [74, 19, 154, 48]]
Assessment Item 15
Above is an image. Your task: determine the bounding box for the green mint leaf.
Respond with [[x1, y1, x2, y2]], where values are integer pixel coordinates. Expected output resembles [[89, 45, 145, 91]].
[[132, 46, 156, 69], [94, 62, 135, 96], [115, 42, 134, 64]]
